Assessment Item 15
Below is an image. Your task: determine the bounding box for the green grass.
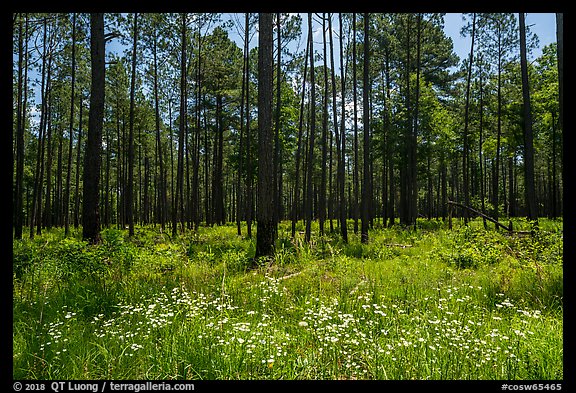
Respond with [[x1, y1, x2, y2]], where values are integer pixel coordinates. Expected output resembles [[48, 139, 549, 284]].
[[12, 218, 563, 380]]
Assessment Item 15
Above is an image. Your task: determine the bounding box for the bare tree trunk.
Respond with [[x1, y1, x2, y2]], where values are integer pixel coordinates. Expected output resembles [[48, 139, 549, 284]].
[[127, 12, 138, 237], [304, 13, 316, 243], [383, 41, 395, 227], [64, 13, 76, 236], [556, 13, 563, 134], [274, 12, 283, 225], [212, 94, 225, 225], [192, 26, 202, 231], [30, 18, 49, 239], [255, 12, 277, 259], [245, 19, 253, 238], [508, 156, 515, 217], [479, 71, 488, 229], [410, 13, 422, 228], [462, 13, 476, 225], [441, 156, 447, 220], [236, 13, 249, 236], [152, 20, 167, 231], [335, 13, 348, 242], [292, 26, 309, 238], [82, 13, 105, 243], [400, 14, 411, 227], [519, 13, 537, 223], [551, 112, 558, 218], [43, 91, 53, 229], [352, 13, 360, 234], [493, 29, 503, 225], [74, 97, 83, 228], [173, 13, 187, 237], [319, 13, 328, 236], [56, 109, 64, 227], [104, 122, 111, 227], [361, 13, 370, 243], [14, 13, 28, 239]]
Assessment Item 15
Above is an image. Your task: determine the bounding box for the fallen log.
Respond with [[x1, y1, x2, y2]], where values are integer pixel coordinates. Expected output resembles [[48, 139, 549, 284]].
[[447, 200, 512, 232]]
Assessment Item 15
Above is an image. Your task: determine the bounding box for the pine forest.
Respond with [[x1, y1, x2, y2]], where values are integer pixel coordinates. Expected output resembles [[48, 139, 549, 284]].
[[12, 13, 563, 384]]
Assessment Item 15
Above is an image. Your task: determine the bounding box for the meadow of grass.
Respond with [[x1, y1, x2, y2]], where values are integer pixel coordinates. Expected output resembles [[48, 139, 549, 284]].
[[12, 218, 563, 380]]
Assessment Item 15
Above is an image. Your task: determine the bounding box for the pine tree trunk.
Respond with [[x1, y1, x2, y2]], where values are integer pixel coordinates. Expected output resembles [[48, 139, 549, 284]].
[[462, 13, 476, 225], [212, 94, 224, 225], [219, 104, 225, 225], [104, 124, 111, 227], [14, 14, 27, 239], [400, 14, 411, 227], [127, 13, 138, 237], [361, 13, 370, 243], [192, 24, 204, 231], [551, 112, 557, 218], [335, 13, 348, 242], [82, 13, 105, 244], [336, 13, 348, 243], [236, 14, 248, 236], [74, 97, 83, 229], [274, 12, 283, 225], [493, 30, 502, 225], [30, 18, 49, 239], [556, 13, 563, 134], [64, 13, 76, 236], [410, 13, 422, 227], [352, 13, 360, 234], [292, 26, 309, 238], [304, 13, 316, 244], [319, 13, 328, 236], [173, 13, 187, 237], [153, 22, 167, 231], [203, 96, 211, 227], [384, 43, 395, 227], [441, 156, 447, 220], [56, 115, 64, 227], [255, 12, 277, 260], [519, 13, 538, 222], [39, 43, 54, 235], [245, 17, 253, 238], [43, 90, 54, 229], [508, 156, 515, 217], [479, 72, 488, 228], [143, 156, 149, 224]]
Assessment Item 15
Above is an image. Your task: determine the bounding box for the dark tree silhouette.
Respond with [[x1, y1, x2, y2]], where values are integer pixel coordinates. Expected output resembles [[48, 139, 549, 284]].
[[255, 13, 277, 260], [361, 13, 371, 243], [82, 13, 105, 243], [519, 13, 537, 222]]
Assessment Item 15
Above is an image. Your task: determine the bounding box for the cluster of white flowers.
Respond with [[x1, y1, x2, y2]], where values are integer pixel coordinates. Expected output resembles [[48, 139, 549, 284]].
[[249, 274, 286, 307], [39, 306, 74, 353], [291, 283, 545, 378], [35, 277, 548, 378]]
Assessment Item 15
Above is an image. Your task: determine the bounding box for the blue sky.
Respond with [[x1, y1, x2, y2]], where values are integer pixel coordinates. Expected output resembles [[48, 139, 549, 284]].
[[443, 13, 557, 62], [101, 13, 562, 73], [24, 12, 559, 123], [222, 12, 558, 71]]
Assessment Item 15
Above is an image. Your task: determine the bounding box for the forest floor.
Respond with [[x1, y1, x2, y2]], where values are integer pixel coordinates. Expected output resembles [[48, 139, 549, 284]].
[[13, 218, 563, 381]]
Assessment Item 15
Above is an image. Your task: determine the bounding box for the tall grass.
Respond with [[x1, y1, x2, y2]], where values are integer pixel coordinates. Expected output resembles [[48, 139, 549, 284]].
[[13, 218, 563, 380]]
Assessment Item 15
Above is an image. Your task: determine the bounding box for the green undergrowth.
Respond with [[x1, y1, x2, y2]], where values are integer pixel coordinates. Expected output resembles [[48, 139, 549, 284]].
[[13, 218, 563, 380]]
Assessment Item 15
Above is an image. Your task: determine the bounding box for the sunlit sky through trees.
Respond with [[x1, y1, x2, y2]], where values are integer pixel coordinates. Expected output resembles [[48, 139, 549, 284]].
[[23, 13, 558, 125], [104, 13, 556, 69]]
